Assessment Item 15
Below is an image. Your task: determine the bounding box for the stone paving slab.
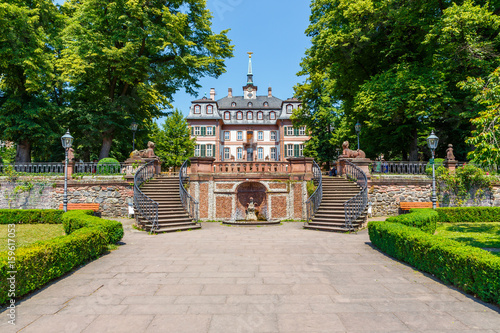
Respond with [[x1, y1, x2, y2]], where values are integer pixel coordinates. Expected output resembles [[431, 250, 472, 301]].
[[1, 220, 499, 332]]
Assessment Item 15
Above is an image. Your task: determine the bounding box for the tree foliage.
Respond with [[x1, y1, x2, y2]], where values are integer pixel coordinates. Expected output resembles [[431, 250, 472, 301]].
[[297, 0, 500, 161], [152, 110, 195, 171]]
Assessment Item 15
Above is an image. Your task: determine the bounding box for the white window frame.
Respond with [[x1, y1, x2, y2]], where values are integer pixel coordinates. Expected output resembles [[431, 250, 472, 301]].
[[299, 126, 306, 136], [224, 148, 230, 160], [224, 131, 230, 141], [207, 105, 213, 114], [237, 131, 242, 141], [299, 144, 304, 157], [258, 131, 263, 141], [194, 105, 201, 114], [287, 144, 293, 157], [270, 131, 276, 141], [270, 147, 276, 160], [224, 112, 230, 120], [195, 145, 200, 157], [247, 111, 253, 120], [194, 126, 201, 136], [286, 127, 294, 136], [237, 112, 243, 120], [286, 104, 293, 114], [248, 102, 253, 107], [257, 112, 263, 120], [207, 144, 213, 157], [258, 147, 263, 160], [237, 148, 242, 160], [206, 126, 213, 136], [270, 112, 276, 120]]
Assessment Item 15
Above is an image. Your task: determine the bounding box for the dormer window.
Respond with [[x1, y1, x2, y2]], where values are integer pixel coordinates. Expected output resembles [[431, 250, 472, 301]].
[[207, 105, 213, 114], [263, 102, 269, 107], [248, 102, 253, 107], [194, 105, 201, 114], [247, 112, 253, 120], [257, 112, 263, 120], [224, 112, 230, 120], [286, 104, 293, 114], [270, 112, 276, 120], [231, 102, 236, 107], [237, 112, 243, 120]]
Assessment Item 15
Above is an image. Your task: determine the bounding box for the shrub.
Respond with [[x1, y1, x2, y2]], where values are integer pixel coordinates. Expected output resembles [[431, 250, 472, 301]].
[[0, 210, 123, 304], [0, 209, 64, 224], [436, 207, 500, 222], [97, 157, 121, 174], [425, 158, 445, 175], [386, 208, 438, 234], [369, 221, 500, 305]]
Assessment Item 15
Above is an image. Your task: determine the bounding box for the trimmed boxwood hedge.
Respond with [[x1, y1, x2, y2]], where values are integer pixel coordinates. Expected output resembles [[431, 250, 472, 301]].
[[0, 210, 123, 304], [0, 209, 64, 224], [386, 208, 438, 234], [369, 221, 500, 305], [436, 207, 500, 223]]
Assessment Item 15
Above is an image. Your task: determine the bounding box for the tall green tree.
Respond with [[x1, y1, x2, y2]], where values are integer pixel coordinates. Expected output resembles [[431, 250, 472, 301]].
[[297, 0, 500, 161], [0, 0, 65, 162], [152, 110, 195, 171], [60, 0, 233, 159]]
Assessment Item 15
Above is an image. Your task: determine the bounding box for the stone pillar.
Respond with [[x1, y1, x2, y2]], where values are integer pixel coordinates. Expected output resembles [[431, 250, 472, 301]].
[[338, 158, 372, 179], [190, 157, 215, 174], [67, 160, 75, 180], [445, 160, 457, 173], [287, 157, 314, 180]]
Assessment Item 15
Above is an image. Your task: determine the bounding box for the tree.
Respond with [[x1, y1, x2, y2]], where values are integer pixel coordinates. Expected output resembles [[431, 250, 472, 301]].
[[153, 110, 195, 171], [60, 0, 233, 159], [0, 0, 65, 162], [459, 67, 500, 169], [297, 0, 500, 161]]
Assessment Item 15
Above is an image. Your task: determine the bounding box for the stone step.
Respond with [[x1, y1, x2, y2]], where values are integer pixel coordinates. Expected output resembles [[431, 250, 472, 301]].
[[145, 221, 197, 228], [304, 225, 353, 232], [154, 224, 201, 233]]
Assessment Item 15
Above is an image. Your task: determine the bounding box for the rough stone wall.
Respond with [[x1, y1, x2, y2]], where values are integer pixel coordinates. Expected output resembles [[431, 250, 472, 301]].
[[270, 196, 287, 219], [215, 196, 232, 219], [369, 184, 432, 217]]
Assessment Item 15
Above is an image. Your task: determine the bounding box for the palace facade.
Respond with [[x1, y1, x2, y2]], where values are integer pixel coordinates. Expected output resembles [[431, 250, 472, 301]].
[[186, 53, 309, 162]]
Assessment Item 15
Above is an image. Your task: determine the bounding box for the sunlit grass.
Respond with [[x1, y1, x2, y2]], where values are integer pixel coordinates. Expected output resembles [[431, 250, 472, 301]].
[[436, 222, 500, 257], [0, 224, 66, 251]]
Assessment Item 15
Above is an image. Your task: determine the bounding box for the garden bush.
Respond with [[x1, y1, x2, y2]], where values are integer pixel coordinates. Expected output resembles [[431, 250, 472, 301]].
[[369, 221, 500, 305], [386, 208, 438, 234], [436, 207, 500, 223], [96, 157, 121, 174], [0, 210, 123, 304], [0, 209, 64, 224]]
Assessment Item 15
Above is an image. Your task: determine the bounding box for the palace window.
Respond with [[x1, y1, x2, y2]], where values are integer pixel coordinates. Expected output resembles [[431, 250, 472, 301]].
[[286, 144, 293, 157], [286, 126, 294, 136], [270, 131, 276, 141], [257, 112, 263, 120], [224, 131, 230, 141], [224, 148, 230, 160], [269, 112, 276, 120], [231, 102, 237, 107], [194, 105, 201, 114], [237, 131, 242, 141], [264, 102, 269, 107], [207, 105, 213, 114], [286, 104, 293, 114], [248, 102, 253, 107], [270, 148, 276, 160], [258, 148, 263, 160], [299, 144, 304, 157], [258, 131, 263, 141], [195, 145, 200, 157], [206, 126, 214, 136], [237, 112, 243, 120], [194, 126, 201, 136], [207, 144, 213, 157], [237, 148, 242, 160], [224, 112, 230, 120], [299, 126, 306, 136], [247, 111, 253, 120]]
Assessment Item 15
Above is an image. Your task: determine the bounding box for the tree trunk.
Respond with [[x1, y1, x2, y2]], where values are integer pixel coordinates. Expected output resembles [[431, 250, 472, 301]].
[[409, 128, 419, 161], [15, 140, 31, 163], [99, 135, 113, 160]]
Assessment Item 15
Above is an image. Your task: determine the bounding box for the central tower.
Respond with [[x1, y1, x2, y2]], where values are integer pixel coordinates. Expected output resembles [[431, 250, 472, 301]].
[[243, 52, 257, 100]]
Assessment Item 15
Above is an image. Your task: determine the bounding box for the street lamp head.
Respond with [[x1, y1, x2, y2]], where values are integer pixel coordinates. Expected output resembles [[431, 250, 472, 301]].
[[355, 121, 361, 134], [427, 130, 439, 151], [130, 122, 139, 132], [61, 129, 73, 149]]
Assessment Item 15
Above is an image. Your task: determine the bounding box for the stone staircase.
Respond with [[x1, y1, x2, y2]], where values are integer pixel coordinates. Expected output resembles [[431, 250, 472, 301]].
[[304, 176, 367, 232], [136, 175, 201, 233]]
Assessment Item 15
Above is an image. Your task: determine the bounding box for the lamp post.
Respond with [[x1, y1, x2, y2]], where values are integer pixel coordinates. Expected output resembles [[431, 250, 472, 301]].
[[130, 122, 138, 151], [427, 131, 439, 209], [61, 130, 74, 212], [355, 121, 361, 150]]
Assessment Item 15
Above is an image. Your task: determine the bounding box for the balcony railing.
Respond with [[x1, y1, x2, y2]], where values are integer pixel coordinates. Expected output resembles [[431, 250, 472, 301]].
[[0, 162, 127, 175], [214, 161, 289, 173], [371, 161, 428, 175]]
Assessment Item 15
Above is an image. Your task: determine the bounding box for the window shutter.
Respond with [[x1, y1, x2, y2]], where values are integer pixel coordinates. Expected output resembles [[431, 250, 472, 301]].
[[294, 127, 299, 136], [294, 144, 299, 157], [212, 127, 216, 136], [201, 127, 206, 136], [201, 145, 206, 157], [284, 127, 288, 136], [284, 145, 288, 157], [191, 127, 194, 136]]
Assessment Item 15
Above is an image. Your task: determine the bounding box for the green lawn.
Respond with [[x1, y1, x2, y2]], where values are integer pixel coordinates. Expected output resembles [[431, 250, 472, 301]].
[[0, 224, 66, 251], [436, 222, 500, 257]]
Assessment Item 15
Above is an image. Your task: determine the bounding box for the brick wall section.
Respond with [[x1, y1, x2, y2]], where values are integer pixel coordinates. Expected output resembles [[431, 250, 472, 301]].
[[271, 196, 287, 219], [216, 183, 234, 190], [199, 183, 209, 219], [294, 183, 303, 219], [269, 183, 287, 190], [216, 196, 233, 219]]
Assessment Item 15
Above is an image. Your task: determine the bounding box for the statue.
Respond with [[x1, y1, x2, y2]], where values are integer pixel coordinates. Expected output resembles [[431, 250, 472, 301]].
[[67, 147, 75, 161], [130, 141, 157, 159], [246, 197, 258, 221], [446, 144, 455, 161], [339, 141, 366, 159]]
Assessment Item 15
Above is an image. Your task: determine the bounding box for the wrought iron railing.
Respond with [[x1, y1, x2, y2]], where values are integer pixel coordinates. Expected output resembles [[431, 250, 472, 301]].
[[371, 161, 428, 174], [305, 160, 323, 225], [340, 160, 368, 230], [133, 160, 159, 232], [180, 159, 199, 223], [0, 162, 127, 174]]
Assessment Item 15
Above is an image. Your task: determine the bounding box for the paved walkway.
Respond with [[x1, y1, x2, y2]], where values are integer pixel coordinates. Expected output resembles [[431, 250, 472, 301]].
[[2, 220, 500, 333]]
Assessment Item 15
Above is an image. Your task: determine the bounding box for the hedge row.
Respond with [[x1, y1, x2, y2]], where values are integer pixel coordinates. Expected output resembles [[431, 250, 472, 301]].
[[436, 207, 500, 223], [0, 210, 123, 304], [0, 209, 64, 224], [369, 221, 500, 306], [386, 208, 438, 234]]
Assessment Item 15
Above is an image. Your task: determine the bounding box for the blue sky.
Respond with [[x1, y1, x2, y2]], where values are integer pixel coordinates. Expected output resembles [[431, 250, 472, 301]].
[[168, 0, 312, 118]]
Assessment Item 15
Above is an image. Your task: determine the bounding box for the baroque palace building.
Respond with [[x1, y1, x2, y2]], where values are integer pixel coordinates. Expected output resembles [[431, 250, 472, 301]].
[[186, 53, 309, 162]]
